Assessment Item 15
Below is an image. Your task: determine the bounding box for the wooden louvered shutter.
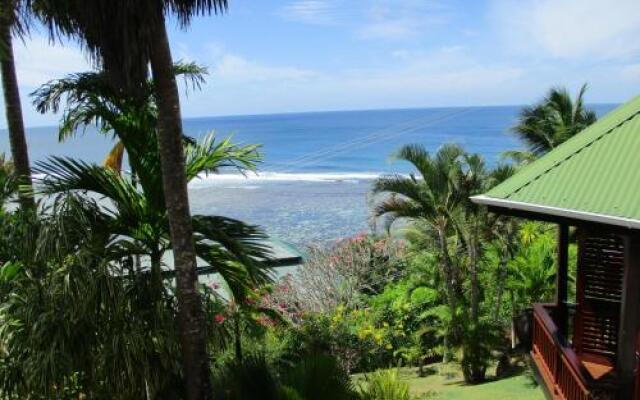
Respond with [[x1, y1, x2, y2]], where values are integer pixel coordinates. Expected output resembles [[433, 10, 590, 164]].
[[573, 229, 625, 362]]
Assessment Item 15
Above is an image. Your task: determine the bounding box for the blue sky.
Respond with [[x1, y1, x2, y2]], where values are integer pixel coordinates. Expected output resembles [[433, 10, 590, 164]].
[[4, 0, 640, 128]]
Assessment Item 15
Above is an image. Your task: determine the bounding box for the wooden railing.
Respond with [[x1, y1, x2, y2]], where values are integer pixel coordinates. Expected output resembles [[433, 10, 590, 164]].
[[531, 304, 592, 400]]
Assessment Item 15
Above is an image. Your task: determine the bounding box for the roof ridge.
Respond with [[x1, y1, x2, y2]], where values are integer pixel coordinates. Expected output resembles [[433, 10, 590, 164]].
[[506, 107, 640, 199]]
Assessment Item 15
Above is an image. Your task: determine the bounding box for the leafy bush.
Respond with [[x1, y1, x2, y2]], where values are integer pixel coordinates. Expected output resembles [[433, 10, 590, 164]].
[[260, 249, 445, 374], [212, 353, 357, 400], [212, 354, 283, 400], [357, 370, 411, 400], [282, 354, 357, 400]]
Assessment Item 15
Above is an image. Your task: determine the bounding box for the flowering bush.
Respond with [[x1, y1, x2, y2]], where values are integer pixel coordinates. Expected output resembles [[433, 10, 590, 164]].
[[255, 236, 450, 373], [269, 234, 407, 315]]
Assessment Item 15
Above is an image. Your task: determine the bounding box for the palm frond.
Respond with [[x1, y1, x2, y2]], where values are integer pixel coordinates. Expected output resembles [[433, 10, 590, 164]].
[[166, 0, 228, 26], [499, 150, 536, 166], [372, 174, 426, 205], [391, 144, 433, 179], [374, 196, 425, 221], [34, 157, 146, 222], [192, 215, 273, 300], [488, 164, 516, 188], [173, 60, 208, 94], [511, 84, 597, 155], [193, 216, 271, 266], [185, 133, 261, 182]]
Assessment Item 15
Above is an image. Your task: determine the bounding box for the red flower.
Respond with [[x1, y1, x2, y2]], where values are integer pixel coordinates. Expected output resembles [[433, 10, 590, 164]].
[[214, 314, 226, 324]]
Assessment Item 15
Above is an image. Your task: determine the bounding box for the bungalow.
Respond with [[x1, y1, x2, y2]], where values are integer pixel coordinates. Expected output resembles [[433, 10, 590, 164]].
[[472, 96, 640, 400]]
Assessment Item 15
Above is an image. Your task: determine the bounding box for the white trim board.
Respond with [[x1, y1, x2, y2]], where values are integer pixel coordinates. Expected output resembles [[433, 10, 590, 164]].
[[470, 195, 640, 230]]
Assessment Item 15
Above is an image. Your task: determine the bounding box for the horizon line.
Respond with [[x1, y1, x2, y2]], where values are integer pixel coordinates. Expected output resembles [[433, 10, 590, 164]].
[[5, 101, 621, 131]]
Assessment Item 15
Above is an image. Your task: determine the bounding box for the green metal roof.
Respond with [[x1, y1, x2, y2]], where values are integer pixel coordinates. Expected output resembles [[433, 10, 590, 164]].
[[472, 95, 640, 229]]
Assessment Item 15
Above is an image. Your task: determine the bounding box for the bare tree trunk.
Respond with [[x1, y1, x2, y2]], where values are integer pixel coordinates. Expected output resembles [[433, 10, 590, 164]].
[[149, 10, 211, 400], [0, 4, 34, 210]]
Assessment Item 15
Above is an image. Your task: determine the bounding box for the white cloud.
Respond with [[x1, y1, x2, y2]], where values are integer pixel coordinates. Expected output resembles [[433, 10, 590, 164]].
[[336, 46, 524, 101], [357, 1, 450, 40], [13, 35, 91, 87], [357, 18, 420, 40], [279, 0, 450, 40], [279, 0, 338, 25], [179, 45, 527, 119], [211, 54, 318, 84], [492, 0, 640, 60]]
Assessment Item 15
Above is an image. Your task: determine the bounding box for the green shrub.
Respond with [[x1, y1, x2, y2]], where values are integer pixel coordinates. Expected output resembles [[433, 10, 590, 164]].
[[212, 352, 358, 400], [283, 353, 357, 400], [212, 354, 282, 400], [357, 369, 411, 400]]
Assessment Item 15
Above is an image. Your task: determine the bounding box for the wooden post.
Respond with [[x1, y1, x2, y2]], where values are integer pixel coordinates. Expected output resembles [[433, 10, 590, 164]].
[[617, 234, 640, 399], [556, 224, 569, 338]]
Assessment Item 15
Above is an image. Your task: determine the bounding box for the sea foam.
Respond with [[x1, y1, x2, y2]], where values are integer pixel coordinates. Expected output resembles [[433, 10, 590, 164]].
[[188, 171, 383, 188]]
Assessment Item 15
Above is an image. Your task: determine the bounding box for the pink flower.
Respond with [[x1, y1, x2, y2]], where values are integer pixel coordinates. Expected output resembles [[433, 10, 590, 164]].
[[214, 314, 226, 324]]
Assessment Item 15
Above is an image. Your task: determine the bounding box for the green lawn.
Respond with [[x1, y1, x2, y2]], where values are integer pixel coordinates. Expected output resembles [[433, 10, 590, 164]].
[[355, 363, 545, 400]]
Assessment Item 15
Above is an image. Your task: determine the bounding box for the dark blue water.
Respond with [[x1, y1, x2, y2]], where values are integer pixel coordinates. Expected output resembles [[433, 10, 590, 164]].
[[0, 105, 617, 246], [0, 106, 523, 171]]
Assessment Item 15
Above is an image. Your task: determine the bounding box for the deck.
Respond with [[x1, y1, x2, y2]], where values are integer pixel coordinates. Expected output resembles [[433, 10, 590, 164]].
[[530, 304, 620, 400]]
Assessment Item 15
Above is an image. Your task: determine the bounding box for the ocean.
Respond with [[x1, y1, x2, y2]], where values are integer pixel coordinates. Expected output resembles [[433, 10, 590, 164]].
[[0, 105, 616, 247]]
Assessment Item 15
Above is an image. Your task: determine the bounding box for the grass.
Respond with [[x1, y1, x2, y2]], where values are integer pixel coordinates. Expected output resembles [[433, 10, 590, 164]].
[[354, 362, 544, 400]]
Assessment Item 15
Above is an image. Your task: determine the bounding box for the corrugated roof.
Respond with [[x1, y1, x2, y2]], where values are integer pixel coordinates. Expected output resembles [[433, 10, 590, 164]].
[[472, 95, 640, 228]]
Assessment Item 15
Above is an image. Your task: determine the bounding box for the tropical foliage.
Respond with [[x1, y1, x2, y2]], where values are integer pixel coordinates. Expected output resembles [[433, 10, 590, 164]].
[[0, 130, 274, 398], [28, 2, 233, 395], [211, 353, 357, 400], [357, 370, 411, 400], [507, 84, 597, 161], [0, 0, 571, 395]]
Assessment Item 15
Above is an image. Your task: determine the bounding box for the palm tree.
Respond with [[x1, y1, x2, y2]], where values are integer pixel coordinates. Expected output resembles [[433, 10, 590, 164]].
[[454, 157, 514, 383], [0, 130, 270, 398], [31, 1, 230, 394], [31, 61, 208, 184], [0, 0, 34, 209], [510, 84, 597, 158], [372, 144, 466, 358], [36, 132, 271, 299], [32, 63, 268, 298]]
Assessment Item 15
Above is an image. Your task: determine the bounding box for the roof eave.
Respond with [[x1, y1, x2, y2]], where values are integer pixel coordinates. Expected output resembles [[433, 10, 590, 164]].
[[470, 195, 640, 230]]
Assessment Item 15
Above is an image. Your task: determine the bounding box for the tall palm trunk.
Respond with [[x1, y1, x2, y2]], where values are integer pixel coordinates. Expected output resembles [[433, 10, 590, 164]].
[[467, 217, 482, 325], [468, 236, 479, 323], [0, 3, 34, 210], [493, 225, 516, 323], [437, 224, 457, 362], [148, 9, 211, 400]]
